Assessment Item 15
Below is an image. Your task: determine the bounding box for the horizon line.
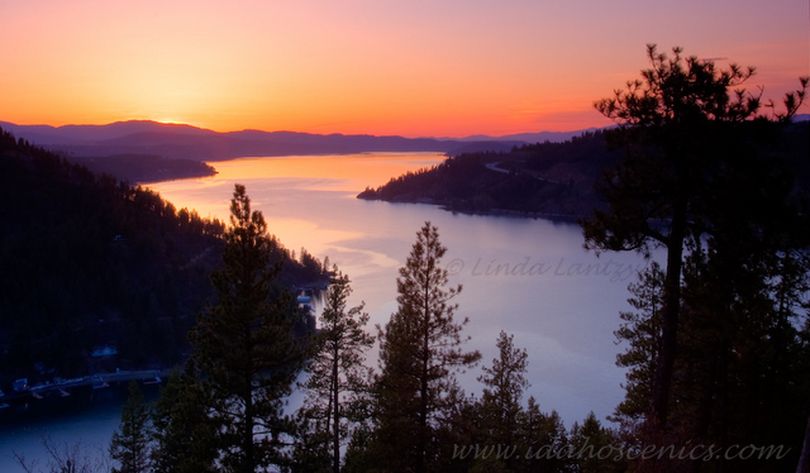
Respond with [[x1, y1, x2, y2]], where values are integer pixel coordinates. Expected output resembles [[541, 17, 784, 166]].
[[0, 118, 604, 141]]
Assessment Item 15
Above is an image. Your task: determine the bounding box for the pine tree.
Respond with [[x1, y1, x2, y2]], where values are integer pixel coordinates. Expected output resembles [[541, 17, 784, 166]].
[[673, 243, 810, 472], [374, 221, 481, 473], [151, 370, 218, 473], [289, 411, 332, 473], [614, 248, 810, 472], [568, 413, 624, 473], [478, 331, 529, 449], [298, 267, 375, 473], [584, 44, 808, 426], [110, 381, 151, 473], [517, 397, 568, 473], [612, 262, 665, 428], [190, 184, 305, 473], [465, 331, 529, 473], [341, 423, 376, 473]]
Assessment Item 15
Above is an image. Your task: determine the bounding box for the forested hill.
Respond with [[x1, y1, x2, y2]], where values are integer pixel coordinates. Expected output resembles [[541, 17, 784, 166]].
[[358, 130, 620, 218], [358, 123, 810, 219], [0, 128, 327, 383]]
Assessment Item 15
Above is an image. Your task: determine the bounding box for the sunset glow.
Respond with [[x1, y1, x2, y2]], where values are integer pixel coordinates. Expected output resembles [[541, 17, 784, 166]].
[[1, 0, 808, 136]]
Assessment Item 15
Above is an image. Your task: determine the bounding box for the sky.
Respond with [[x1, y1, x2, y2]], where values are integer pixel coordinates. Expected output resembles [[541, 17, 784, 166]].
[[1, 0, 808, 137]]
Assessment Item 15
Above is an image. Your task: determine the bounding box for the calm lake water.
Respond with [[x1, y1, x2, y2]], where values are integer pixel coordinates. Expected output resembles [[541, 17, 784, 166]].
[[1, 152, 653, 469]]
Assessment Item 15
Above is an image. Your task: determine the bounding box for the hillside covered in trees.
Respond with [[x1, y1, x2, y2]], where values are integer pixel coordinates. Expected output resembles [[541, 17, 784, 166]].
[[358, 122, 810, 219], [358, 130, 619, 218], [69, 153, 217, 183], [0, 128, 329, 385]]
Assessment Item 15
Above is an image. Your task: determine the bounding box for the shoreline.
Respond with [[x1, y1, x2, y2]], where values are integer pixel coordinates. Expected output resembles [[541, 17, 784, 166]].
[[357, 194, 586, 223]]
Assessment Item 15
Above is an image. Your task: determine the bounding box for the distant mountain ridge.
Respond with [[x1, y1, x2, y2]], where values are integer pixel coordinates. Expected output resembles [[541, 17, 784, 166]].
[[449, 127, 604, 143], [0, 120, 595, 163]]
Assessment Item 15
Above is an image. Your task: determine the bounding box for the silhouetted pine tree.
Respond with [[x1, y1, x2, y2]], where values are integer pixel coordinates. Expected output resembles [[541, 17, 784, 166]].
[[296, 267, 374, 473], [478, 331, 529, 453], [612, 262, 665, 429], [458, 331, 529, 473], [583, 44, 808, 427], [613, 244, 809, 473], [517, 397, 569, 473], [110, 382, 151, 473], [190, 184, 305, 473], [568, 413, 625, 473], [151, 369, 218, 473], [374, 222, 481, 473]]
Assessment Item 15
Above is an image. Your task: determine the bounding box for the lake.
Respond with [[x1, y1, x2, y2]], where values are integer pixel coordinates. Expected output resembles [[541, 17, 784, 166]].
[[0, 151, 652, 469]]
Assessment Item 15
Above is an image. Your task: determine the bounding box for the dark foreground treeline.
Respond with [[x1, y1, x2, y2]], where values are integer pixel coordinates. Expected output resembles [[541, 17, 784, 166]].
[[0, 131, 329, 384], [43, 207, 808, 473]]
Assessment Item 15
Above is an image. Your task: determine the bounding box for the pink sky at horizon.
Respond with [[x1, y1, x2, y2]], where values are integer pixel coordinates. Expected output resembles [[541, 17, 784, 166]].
[[1, 0, 808, 137]]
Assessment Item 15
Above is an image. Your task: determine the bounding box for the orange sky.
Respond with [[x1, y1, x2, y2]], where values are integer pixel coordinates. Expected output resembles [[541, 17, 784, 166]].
[[1, 0, 808, 137]]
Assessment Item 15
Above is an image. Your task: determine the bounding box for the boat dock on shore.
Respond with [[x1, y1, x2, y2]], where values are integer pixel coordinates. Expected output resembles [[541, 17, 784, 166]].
[[0, 369, 164, 406]]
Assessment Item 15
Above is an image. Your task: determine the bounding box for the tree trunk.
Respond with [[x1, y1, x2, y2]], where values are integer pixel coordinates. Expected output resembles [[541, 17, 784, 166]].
[[653, 200, 685, 427], [797, 416, 810, 473]]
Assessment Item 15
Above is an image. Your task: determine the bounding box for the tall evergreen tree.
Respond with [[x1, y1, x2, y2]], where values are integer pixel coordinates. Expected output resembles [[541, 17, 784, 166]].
[[374, 222, 481, 473], [675, 244, 808, 472], [151, 370, 218, 473], [110, 381, 151, 473], [584, 44, 807, 426], [477, 331, 529, 449], [464, 331, 530, 473], [517, 397, 569, 473], [613, 245, 809, 472], [568, 413, 625, 473], [612, 262, 665, 429], [190, 184, 305, 473], [298, 267, 375, 473], [341, 423, 377, 473], [289, 412, 332, 473]]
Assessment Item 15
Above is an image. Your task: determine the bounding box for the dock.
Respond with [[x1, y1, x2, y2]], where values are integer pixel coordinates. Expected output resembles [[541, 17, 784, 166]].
[[0, 369, 166, 404]]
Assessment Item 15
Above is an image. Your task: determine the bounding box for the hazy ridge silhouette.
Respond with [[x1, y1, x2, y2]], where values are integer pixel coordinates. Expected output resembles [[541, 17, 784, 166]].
[[0, 120, 596, 162]]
